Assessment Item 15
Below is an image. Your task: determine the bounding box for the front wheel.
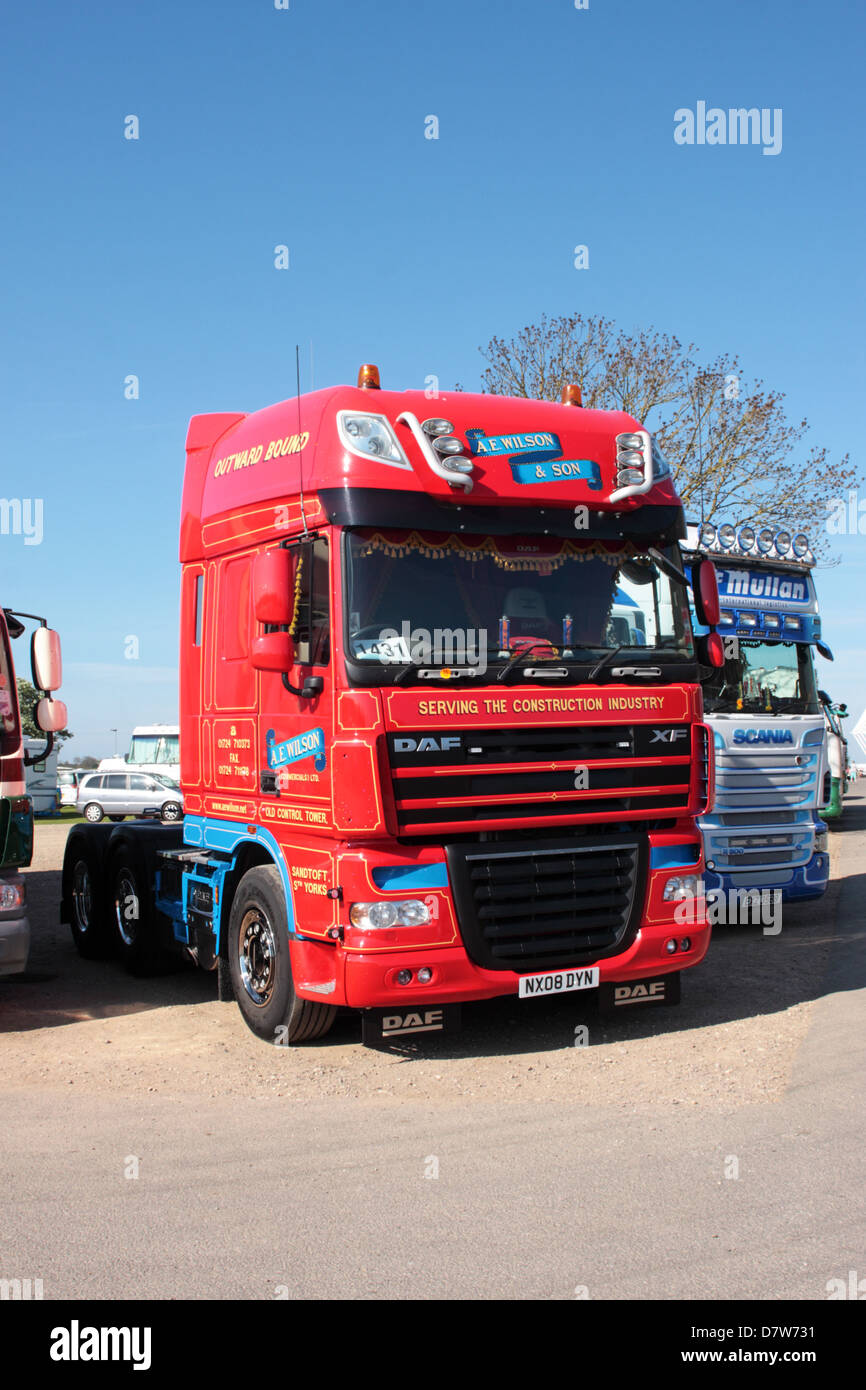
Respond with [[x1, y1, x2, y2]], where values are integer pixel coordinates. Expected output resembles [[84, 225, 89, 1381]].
[[108, 815, 125, 823], [83, 803, 104, 823], [161, 802, 183, 823], [227, 865, 335, 1043]]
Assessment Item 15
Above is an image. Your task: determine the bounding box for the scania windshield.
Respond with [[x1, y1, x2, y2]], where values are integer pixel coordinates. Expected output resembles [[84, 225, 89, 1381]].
[[702, 638, 819, 715], [343, 528, 694, 686]]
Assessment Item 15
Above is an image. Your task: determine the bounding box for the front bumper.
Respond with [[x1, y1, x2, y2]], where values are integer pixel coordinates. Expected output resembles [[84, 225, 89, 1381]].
[[703, 847, 829, 903], [342, 919, 710, 1009], [0, 911, 31, 976]]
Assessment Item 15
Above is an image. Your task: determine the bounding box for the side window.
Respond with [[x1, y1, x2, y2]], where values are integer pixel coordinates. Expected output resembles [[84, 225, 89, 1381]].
[[311, 537, 330, 666], [106, 774, 126, 790], [288, 537, 330, 667], [84, 775, 103, 791], [194, 573, 203, 647], [130, 775, 150, 791]]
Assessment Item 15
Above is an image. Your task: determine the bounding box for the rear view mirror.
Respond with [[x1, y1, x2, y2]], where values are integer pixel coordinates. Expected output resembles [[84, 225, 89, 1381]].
[[36, 697, 68, 732], [253, 548, 294, 626], [32, 627, 62, 691], [816, 640, 834, 661], [697, 633, 725, 668], [692, 559, 720, 628], [818, 689, 831, 705], [251, 632, 295, 672]]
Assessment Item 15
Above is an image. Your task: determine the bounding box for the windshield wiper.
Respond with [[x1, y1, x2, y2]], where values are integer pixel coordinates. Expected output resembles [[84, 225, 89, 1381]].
[[588, 645, 630, 681], [497, 642, 565, 682]]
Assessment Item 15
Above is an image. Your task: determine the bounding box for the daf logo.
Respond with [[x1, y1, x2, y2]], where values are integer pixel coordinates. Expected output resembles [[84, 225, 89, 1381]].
[[651, 728, 688, 744], [382, 1010, 445, 1036], [394, 736, 461, 753], [614, 981, 667, 1003]]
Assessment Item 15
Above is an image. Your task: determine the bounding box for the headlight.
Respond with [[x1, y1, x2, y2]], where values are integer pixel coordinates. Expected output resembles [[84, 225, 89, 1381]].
[[337, 411, 408, 466], [663, 874, 702, 901], [0, 877, 25, 912], [349, 899, 431, 929]]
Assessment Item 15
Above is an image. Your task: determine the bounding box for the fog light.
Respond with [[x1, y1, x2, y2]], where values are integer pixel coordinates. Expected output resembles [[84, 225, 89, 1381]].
[[665, 939, 678, 954], [680, 938, 692, 951], [417, 967, 433, 983], [432, 435, 465, 455], [441, 456, 474, 475], [396, 969, 413, 985]]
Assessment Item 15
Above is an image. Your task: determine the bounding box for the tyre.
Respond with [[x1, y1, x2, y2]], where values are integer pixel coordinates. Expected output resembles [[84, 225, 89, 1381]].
[[227, 865, 335, 1043], [83, 802, 104, 823], [64, 830, 112, 959], [108, 815, 126, 823], [161, 801, 183, 823], [107, 839, 167, 975]]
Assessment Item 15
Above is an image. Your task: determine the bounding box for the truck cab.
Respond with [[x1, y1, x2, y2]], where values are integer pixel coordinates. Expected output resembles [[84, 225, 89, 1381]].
[[63, 369, 721, 1044], [683, 523, 829, 903]]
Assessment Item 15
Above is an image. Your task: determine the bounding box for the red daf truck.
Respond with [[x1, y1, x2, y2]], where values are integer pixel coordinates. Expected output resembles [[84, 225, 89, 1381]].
[[62, 368, 721, 1044]]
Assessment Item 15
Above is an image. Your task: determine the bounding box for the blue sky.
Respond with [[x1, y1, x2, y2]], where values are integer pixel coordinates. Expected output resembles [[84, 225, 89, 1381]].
[[3, 0, 864, 758]]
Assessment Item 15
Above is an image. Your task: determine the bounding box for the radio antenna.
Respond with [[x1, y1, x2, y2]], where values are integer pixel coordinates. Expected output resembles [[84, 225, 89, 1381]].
[[296, 343, 309, 537]]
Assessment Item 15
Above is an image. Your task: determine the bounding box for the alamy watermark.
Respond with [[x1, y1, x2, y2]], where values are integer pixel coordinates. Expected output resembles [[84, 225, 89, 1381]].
[[674, 103, 782, 157], [0, 498, 43, 546], [674, 883, 782, 935], [375, 623, 488, 673]]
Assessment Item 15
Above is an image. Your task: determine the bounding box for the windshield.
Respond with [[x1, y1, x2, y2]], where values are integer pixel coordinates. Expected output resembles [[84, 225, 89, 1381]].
[[128, 734, 179, 765], [702, 640, 819, 715], [344, 528, 693, 684], [0, 623, 19, 758]]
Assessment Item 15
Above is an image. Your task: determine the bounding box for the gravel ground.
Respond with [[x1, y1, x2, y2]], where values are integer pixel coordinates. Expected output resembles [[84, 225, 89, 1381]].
[[0, 801, 854, 1112]]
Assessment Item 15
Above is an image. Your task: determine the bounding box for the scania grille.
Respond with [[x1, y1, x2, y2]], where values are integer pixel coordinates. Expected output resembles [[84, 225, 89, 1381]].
[[387, 724, 692, 834], [446, 834, 647, 972], [713, 751, 820, 811]]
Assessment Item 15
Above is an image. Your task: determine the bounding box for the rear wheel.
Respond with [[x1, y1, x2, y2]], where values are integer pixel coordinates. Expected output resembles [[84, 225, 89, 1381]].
[[66, 833, 111, 959], [228, 865, 335, 1043], [83, 803, 104, 823], [107, 840, 167, 975]]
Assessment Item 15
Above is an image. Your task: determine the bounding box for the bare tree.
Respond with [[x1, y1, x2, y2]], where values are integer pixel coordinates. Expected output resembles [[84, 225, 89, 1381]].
[[472, 313, 857, 556]]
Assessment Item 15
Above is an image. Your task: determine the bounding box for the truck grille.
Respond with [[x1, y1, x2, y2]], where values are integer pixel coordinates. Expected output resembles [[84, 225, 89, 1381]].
[[388, 724, 692, 835], [446, 833, 647, 972], [713, 749, 820, 811]]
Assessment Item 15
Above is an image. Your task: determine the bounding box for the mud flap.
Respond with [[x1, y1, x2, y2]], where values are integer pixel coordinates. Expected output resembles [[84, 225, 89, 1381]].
[[362, 1004, 462, 1047], [598, 971, 681, 1015]]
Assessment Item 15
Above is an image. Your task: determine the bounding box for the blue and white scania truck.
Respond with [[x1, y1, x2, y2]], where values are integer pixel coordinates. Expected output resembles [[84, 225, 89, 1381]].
[[683, 522, 831, 903]]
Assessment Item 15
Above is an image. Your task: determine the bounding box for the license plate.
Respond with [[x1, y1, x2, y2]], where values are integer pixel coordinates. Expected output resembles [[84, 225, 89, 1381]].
[[518, 966, 599, 999]]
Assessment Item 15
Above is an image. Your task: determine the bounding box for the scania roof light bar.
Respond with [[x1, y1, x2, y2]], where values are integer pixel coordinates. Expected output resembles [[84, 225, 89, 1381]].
[[687, 520, 814, 565]]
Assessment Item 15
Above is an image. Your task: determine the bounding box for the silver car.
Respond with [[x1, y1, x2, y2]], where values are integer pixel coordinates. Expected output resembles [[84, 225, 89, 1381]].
[[77, 771, 184, 823]]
